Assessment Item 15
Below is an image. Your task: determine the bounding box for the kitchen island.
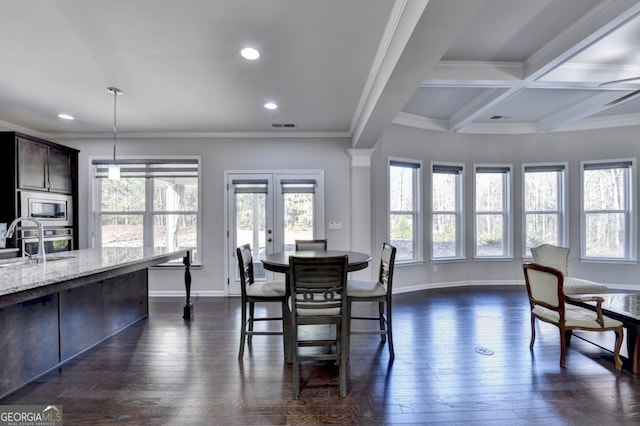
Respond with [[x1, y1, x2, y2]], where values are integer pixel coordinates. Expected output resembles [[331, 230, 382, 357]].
[[0, 247, 191, 398]]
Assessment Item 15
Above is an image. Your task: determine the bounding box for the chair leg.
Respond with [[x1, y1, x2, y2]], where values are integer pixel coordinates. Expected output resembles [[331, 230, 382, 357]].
[[339, 322, 348, 397], [559, 327, 567, 368], [292, 326, 299, 399], [346, 299, 352, 359], [613, 327, 624, 371], [529, 315, 536, 350], [386, 301, 394, 361], [281, 299, 292, 363], [238, 301, 247, 360], [247, 302, 255, 344], [378, 301, 386, 343]]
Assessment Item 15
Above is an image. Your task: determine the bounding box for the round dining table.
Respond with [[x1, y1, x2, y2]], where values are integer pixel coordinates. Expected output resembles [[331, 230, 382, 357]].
[[260, 249, 371, 363], [261, 249, 372, 274]]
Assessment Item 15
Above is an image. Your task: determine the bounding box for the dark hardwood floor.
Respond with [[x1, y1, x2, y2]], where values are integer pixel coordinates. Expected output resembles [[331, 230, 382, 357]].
[[3, 285, 640, 425]]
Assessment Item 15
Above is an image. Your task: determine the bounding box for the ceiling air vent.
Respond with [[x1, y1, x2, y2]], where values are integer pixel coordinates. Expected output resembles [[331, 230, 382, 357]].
[[272, 123, 296, 128]]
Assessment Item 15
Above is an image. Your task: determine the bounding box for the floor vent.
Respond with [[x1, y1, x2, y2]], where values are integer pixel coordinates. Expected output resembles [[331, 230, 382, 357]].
[[474, 346, 494, 355], [272, 123, 296, 128]]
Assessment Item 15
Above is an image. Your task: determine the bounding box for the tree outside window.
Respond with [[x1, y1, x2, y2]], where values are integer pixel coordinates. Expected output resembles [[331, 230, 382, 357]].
[[582, 160, 635, 260], [432, 163, 463, 259], [475, 166, 511, 258], [93, 159, 200, 263], [389, 160, 421, 262], [523, 164, 566, 257]]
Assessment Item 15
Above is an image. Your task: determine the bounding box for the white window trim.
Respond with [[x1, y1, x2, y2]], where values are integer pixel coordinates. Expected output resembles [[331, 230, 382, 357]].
[[521, 162, 568, 259], [473, 163, 513, 259], [580, 158, 637, 262], [430, 161, 465, 261], [388, 157, 423, 263]]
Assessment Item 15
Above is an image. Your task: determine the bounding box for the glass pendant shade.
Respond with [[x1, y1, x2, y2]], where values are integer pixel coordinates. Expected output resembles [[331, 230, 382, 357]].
[[108, 164, 120, 180]]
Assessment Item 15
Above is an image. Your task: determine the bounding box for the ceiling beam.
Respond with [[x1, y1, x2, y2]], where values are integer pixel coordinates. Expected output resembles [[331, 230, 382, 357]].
[[350, 0, 484, 148], [524, 0, 640, 81]]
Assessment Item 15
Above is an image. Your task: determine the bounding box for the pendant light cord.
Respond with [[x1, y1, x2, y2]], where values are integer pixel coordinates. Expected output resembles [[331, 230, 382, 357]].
[[107, 87, 123, 163]]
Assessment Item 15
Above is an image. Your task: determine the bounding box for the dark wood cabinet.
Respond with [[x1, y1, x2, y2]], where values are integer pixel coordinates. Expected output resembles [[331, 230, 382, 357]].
[[0, 132, 79, 249], [18, 137, 73, 193]]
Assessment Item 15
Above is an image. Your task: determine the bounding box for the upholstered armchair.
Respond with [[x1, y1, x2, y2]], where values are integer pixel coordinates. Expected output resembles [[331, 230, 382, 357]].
[[523, 263, 623, 370], [530, 244, 607, 294]]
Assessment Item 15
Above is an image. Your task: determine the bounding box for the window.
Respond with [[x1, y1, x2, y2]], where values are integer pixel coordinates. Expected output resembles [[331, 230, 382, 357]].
[[474, 165, 512, 258], [523, 163, 566, 257], [91, 158, 200, 263], [581, 159, 636, 260], [431, 163, 464, 259], [389, 159, 422, 262]]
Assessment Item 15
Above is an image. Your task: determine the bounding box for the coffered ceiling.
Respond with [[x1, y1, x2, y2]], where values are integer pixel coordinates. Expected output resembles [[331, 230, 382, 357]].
[[1, 0, 640, 148]]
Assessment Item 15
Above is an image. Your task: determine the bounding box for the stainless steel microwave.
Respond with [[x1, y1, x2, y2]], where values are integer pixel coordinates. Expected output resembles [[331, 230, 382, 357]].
[[20, 190, 73, 227]]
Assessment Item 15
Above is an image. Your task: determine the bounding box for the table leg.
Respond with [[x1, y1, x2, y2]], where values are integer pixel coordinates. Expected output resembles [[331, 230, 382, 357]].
[[284, 272, 293, 363], [182, 251, 194, 320], [627, 324, 640, 374]]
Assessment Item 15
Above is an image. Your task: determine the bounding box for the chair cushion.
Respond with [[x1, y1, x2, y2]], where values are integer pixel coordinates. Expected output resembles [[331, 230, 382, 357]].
[[563, 277, 608, 295], [531, 244, 569, 276], [246, 280, 286, 297], [347, 280, 386, 297], [532, 304, 622, 328]]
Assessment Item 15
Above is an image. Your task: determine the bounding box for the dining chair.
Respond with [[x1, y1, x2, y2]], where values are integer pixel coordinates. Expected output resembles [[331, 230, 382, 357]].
[[522, 262, 623, 370], [346, 243, 396, 360], [236, 244, 288, 360], [294, 239, 327, 251], [289, 254, 349, 398]]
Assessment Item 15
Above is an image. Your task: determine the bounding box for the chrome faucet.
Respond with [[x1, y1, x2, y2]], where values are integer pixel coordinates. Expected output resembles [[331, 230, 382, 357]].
[[5, 216, 46, 264]]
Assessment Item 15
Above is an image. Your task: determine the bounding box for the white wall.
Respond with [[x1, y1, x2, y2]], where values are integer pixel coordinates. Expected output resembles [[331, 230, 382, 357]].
[[59, 136, 353, 296], [372, 124, 640, 292], [58, 123, 640, 296]]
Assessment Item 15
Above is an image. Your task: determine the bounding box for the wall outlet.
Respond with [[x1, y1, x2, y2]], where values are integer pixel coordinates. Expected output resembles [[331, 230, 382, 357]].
[[433, 264, 438, 273], [328, 221, 342, 230]]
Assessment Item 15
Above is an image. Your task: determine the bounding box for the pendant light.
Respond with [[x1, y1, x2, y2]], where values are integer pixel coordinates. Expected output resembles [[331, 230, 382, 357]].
[[107, 86, 123, 180]]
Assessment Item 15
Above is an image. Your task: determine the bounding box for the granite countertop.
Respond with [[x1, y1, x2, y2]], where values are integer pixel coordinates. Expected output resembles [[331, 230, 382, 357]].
[[0, 247, 189, 299]]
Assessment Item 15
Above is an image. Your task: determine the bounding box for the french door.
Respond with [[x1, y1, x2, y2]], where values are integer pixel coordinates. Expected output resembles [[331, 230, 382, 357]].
[[226, 171, 324, 295]]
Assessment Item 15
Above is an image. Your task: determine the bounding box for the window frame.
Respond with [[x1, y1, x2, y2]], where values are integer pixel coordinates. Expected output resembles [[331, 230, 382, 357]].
[[430, 161, 465, 261], [388, 157, 423, 264], [473, 164, 513, 259], [522, 162, 568, 258], [90, 156, 202, 265], [580, 158, 636, 262]]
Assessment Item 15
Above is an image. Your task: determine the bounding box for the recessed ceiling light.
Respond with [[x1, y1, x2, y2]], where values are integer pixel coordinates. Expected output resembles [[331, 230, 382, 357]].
[[264, 102, 278, 110], [58, 113, 74, 120], [240, 47, 260, 60]]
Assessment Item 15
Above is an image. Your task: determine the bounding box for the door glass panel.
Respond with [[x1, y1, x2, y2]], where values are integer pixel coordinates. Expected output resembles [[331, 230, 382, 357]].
[[283, 192, 314, 251], [235, 192, 267, 279]]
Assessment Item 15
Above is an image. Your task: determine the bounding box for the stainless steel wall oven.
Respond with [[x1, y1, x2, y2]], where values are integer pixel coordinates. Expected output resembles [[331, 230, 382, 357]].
[[21, 227, 73, 255]]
